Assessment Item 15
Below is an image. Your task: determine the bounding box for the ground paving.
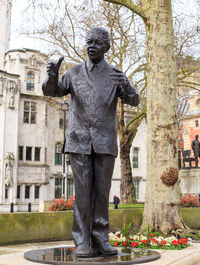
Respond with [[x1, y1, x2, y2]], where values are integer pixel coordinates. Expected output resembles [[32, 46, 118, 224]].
[[0, 241, 199, 265]]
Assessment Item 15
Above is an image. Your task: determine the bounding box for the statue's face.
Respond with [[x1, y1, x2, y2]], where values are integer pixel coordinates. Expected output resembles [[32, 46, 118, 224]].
[[86, 31, 108, 63]]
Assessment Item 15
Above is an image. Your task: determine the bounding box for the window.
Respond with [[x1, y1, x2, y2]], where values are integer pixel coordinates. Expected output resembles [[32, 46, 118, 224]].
[[25, 185, 30, 199], [133, 180, 139, 200], [17, 185, 20, 199], [23, 101, 36, 124], [59, 118, 64, 129], [26, 146, 32, 161], [59, 111, 64, 129], [18, 146, 23, 161], [195, 120, 199, 128], [55, 178, 62, 199], [67, 179, 74, 200], [45, 104, 48, 126], [59, 111, 67, 129], [132, 147, 139, 168], [44, 148, 47, 164], [55, 143, 62, 165], [34, 147, 41, 161], [26, 72, 35, 91], [178, 150, 182, 169], [5, 187, 8, 199], [35, 186, 40, 199]]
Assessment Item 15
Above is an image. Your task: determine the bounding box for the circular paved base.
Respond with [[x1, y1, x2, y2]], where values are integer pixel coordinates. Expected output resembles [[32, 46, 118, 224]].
[[24, 246, 161, 264]]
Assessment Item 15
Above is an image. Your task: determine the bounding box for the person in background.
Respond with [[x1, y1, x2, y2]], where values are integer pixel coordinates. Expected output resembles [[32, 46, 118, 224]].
[[113, 195, 120, 209]]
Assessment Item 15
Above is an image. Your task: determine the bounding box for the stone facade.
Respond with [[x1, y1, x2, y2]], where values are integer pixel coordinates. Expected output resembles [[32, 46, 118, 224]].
[[0, 48, 147, 212], [180, 169, 200, 196], [0, 0, 11, 69], [110, 119, 147, 203], [0, 48, 78, 212], [0, 0, 147, 212]]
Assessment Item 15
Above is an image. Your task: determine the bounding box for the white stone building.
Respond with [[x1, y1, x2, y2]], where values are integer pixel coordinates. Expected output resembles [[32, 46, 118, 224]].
[[1, 48, 77, 212], [0, 0, 147, 212]]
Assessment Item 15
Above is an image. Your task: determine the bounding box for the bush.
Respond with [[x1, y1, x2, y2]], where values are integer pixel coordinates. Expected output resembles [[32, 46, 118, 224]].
[[49, 195, 75, 211], [181, 194, 200, 207]]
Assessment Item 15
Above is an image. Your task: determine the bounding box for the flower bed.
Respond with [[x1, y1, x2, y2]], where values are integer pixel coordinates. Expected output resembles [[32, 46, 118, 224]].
[[48, 195, 75, 211], [109, 231, 192, 250], [181, 194, 200, 207]]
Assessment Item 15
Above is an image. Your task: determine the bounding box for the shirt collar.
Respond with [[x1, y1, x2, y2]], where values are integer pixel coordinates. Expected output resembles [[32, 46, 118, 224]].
[[86, 58, 106, 72]]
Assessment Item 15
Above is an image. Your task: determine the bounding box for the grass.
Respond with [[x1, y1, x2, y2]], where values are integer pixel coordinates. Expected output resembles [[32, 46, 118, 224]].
[[109, 204, 144, 208]]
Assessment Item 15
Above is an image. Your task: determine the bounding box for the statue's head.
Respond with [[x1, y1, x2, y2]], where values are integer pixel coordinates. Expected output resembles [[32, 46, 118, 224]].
[[86, 27, 110, 63], [195, 134, 199, 139]]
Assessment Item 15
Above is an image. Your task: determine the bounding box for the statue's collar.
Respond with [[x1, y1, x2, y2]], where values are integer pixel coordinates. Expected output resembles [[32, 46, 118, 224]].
[[86, 58, 106, 72]]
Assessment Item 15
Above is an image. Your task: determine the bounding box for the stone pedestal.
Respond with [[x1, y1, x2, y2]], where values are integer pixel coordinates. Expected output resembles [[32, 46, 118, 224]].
[[179, 169, 200, 195]]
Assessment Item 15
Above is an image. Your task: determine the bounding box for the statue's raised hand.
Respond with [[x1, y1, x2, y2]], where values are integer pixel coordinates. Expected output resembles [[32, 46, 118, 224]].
[[47, 56, 64, 77]]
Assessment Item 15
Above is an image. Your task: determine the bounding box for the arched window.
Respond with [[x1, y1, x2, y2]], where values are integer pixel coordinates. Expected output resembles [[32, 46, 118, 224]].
[[26, 72, 35, 91]]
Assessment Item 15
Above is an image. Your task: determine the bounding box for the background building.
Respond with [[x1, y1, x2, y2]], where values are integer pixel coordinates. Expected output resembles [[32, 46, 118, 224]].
[[0, 0, 147, 212]]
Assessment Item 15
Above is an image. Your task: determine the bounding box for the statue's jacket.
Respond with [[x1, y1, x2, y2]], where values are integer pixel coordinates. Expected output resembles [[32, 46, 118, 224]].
[[42, 59, 140, 157]]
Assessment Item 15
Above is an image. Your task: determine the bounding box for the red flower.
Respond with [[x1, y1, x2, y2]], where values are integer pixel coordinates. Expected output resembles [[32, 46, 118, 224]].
[[131, 242, 138, 247], [113, 242, 120, 247], [122, 241, 128, 247], [178, 238, 189, 245], [161, 240, 167, 245], [141, 240, 148, 244], [172, 240, 179, 246]]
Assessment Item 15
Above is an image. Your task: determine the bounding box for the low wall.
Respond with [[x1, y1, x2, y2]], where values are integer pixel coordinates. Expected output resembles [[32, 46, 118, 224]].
[[0, 208, 199, 245], [181, 208, 200, 229]]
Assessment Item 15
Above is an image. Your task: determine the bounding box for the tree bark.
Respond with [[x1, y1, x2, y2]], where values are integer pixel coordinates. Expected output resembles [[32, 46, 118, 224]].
[[104, 0, 189, 234], [141, 0, 188, 234], [119, 139, 137, 204]]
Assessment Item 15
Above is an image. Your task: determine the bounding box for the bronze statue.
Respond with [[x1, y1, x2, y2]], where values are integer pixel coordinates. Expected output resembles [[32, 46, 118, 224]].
[[42, 27, 140, 258], [191, 134, 200, 167]]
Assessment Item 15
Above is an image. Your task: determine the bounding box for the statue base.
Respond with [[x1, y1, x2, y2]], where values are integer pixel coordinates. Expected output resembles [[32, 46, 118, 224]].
[[24, 246, 161, 264]]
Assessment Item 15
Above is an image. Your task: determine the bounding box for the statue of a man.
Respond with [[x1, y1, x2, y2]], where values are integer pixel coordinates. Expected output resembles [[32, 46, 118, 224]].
[[42, 27, 140, 257], [5, 160, 14, 186], [192, 134, 200, 167]]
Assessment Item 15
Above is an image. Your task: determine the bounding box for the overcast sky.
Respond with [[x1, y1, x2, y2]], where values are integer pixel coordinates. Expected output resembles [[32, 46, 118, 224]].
[[10, 0, 199, 52]]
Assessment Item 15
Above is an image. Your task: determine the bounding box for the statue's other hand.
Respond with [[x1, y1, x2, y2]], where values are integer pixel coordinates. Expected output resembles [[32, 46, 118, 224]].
[[110, 67, 129, 87], [47, 56, 64, 77]]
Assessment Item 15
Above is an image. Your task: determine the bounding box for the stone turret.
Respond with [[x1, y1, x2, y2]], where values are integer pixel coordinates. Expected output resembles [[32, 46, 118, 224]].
[[0, 0, 12, 69]]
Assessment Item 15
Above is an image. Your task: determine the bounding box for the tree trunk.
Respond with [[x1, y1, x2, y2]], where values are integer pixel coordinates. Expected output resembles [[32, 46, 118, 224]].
[[119, 141, 137, 204], [104, 0, 189, 234], [142, 0, 188, 234]]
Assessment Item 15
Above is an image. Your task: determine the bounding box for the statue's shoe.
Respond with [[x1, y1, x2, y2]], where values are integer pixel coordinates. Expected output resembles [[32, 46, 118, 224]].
[[75, 244, 90, 258], [91, 241, 118, 256]]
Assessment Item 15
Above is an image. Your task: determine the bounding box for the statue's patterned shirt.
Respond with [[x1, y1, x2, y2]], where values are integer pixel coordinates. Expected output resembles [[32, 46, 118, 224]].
[[42, 58, 140, 157]]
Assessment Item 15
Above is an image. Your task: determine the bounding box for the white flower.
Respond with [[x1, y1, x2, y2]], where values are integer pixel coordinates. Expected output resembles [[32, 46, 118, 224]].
[[188, 238, 192, 245], [139, 235, 147, 241], [133, 235, 140, 241], [109, 233, 119, 241]]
